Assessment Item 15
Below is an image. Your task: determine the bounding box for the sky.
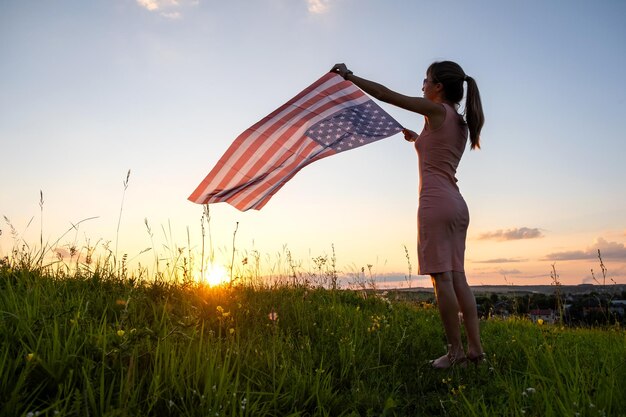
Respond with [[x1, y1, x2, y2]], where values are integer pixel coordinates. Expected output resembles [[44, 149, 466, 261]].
[[1, 0, 626, 287]]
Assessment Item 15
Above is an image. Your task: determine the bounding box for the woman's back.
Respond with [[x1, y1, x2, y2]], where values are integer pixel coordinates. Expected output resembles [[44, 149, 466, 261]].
[[415, 103, 468, 193]]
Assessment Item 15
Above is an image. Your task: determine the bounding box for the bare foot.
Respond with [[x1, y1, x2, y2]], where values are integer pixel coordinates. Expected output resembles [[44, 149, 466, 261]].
[[430, 352, 466, 369]]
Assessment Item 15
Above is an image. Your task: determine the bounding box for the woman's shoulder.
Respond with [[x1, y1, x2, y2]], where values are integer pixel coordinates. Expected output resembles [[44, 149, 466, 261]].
[[442, 103, 465, 125]]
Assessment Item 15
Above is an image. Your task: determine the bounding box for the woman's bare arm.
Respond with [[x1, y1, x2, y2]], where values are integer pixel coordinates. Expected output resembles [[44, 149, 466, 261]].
[[331, 63, 444, 121]]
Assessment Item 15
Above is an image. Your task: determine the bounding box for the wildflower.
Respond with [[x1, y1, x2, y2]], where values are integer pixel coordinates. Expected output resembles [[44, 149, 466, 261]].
[[217, 306, 224, 314], [525, 387, 536, 394], [26, 353, 35, 362], [268, 309, 278, 322], [229, 328, 235, 335], [537, 319, 544, 325], [115, 299, 127, 306], [451, 384, 466, 395], [117, 330, 125, 337], [70, 319, 77, 325]]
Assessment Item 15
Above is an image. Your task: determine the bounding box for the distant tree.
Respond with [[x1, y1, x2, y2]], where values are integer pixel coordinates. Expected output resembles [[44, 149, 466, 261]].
[[490, 293, 499, 304]]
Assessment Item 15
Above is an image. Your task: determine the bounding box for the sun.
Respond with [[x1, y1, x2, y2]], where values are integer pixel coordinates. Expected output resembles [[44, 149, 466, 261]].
[[200, 263, 229, 287]]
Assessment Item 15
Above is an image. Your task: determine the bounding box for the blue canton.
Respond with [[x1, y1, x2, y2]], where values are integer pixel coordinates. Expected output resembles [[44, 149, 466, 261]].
[[306, 102, 402, 153]]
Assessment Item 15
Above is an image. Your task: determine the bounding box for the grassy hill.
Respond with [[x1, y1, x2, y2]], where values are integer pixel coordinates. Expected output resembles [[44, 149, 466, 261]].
[[1, 262, 625, 416]]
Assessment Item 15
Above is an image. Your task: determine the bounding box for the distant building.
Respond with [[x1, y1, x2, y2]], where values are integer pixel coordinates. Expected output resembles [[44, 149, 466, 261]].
[[529, 309, 556, 324], [609, 300, 626, 316]]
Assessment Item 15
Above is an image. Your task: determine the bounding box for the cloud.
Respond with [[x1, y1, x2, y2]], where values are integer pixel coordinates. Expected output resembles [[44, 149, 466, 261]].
[[498, 269, 522, 275], [160, 11, 181, 19], [308, 0, 330, 14], [137, 0, 160, 11], [136, 0, 193, 19], [543, 238, 626, 261], [478, 227, 544, 241], [474, 258, 527, 264]]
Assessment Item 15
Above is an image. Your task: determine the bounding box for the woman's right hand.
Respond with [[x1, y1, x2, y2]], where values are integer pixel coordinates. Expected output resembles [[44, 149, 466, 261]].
[[402, 129, 418, 142], [330, 63, 352, 80]]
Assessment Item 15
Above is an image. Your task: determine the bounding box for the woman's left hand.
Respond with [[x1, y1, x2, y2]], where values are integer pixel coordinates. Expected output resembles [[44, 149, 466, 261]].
[[402, 128, 418, 142], [330, 63, 352, 79]]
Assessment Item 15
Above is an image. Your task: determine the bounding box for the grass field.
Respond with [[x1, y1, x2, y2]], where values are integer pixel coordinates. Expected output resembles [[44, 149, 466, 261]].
[[1, 255, 625, 417]]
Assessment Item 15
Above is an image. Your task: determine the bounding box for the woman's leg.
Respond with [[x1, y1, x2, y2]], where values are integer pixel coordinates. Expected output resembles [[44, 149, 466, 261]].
[[452, 271, 483, 358], [431, 272, 465, 367]]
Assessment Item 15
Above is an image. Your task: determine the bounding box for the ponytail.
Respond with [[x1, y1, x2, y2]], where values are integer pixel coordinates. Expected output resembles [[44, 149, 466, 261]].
[[464, 76, 484, 150]]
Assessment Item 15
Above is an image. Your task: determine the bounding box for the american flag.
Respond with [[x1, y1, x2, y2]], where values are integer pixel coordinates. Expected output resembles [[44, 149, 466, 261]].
[[188, 72, 403, 211]]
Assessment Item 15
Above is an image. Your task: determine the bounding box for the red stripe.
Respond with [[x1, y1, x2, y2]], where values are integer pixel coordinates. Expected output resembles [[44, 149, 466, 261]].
[[189, 75, 364, 204], [205, 81, 361, 199], [213, 90, 365, 208], [249, 147, 338, 210], [228, 88, 363, 192], [232, 139, 323, 210], [189, 75, 352, 203]]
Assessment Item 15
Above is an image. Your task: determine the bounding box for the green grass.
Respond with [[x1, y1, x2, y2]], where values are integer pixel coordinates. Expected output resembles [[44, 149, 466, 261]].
[[1, 263, 625, 417]]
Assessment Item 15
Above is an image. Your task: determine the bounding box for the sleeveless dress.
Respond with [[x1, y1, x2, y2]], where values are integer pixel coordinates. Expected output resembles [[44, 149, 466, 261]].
[[415, 103, 469, 275]]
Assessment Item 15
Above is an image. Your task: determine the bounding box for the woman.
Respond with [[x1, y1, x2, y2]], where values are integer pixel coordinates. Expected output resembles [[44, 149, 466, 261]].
[[331, 61, 485, 368]]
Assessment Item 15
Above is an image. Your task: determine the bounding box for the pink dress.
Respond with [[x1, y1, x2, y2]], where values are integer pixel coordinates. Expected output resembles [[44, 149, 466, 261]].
[[415, 103, 469, 275]]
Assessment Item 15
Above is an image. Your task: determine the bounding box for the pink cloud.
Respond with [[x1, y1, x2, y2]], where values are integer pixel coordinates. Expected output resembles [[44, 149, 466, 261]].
[[479, 227, 543, 241], [543, 238, 626, 261]]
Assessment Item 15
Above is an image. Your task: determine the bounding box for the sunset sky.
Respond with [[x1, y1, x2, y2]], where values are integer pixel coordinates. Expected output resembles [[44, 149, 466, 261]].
[[2, 0, 626, 286]]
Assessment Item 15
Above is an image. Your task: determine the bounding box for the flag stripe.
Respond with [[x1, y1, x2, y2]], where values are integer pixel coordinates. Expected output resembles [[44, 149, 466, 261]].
[[206, 81, 364, 198], [188, 72, 403, 210], [223, 92, 370, 209], [189, 74, 356, 201], [247, 145, 337, 210], [231, 140, 328, 210], [190, 74, 365, 204]]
